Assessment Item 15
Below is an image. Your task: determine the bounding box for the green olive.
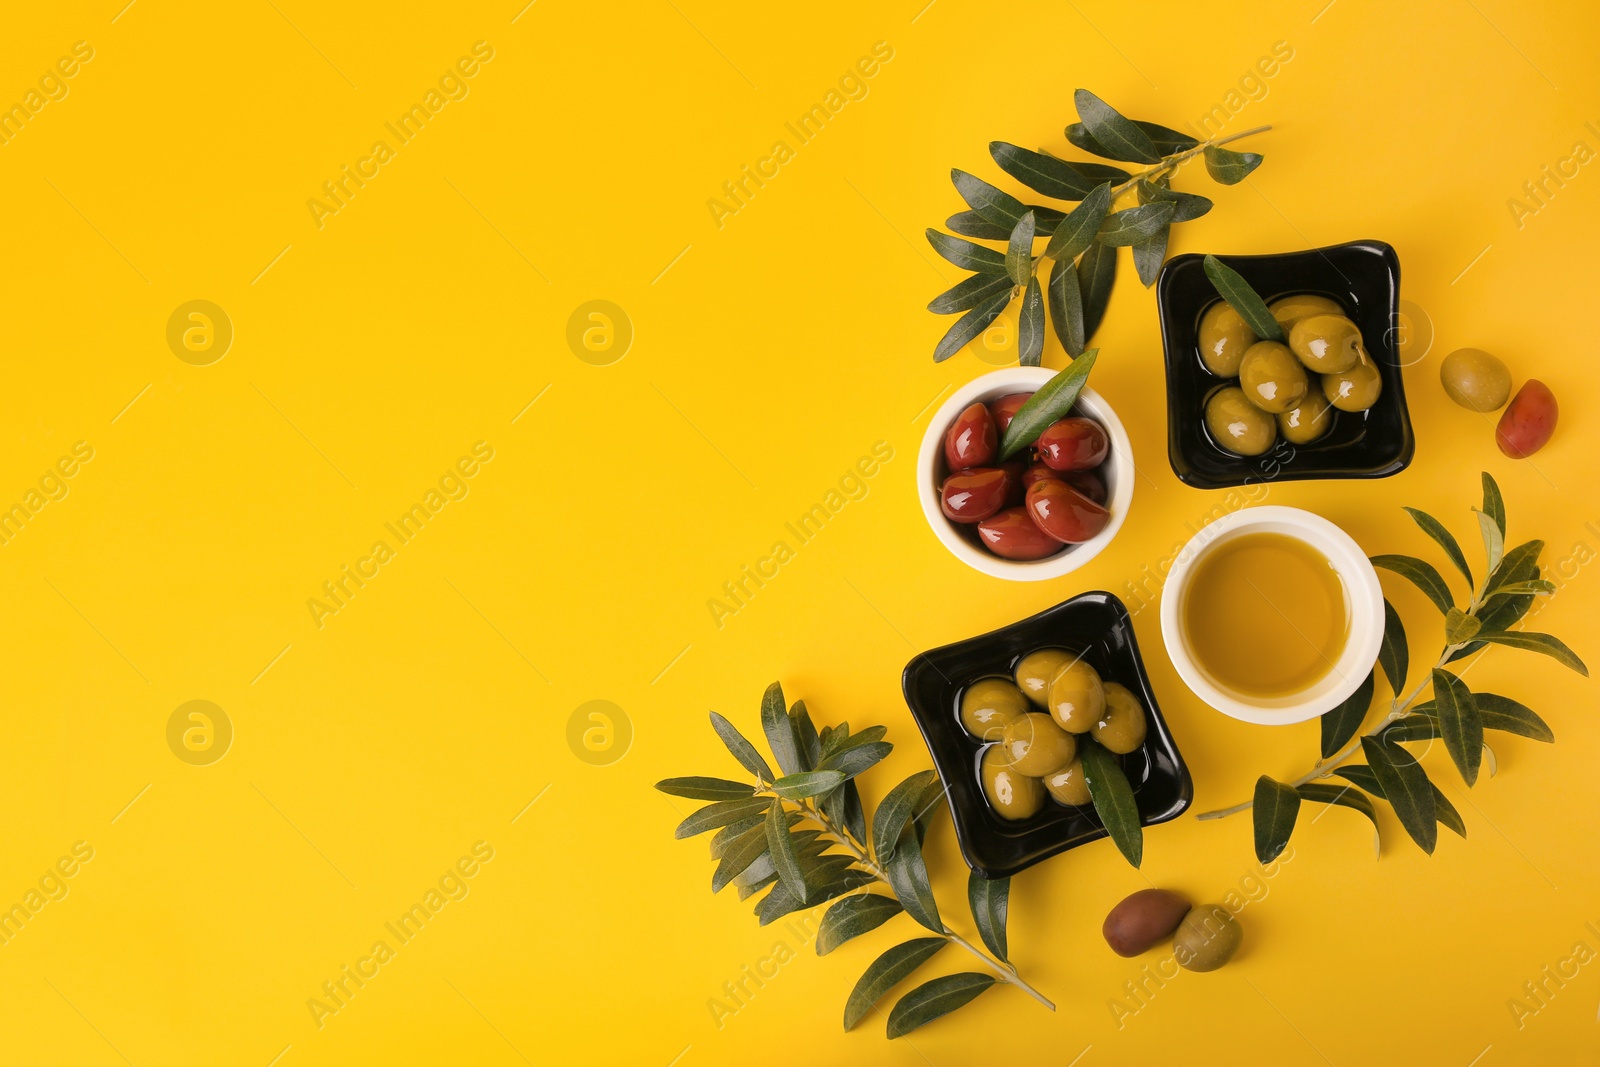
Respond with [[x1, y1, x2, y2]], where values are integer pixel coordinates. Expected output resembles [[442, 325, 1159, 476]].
[[1322, 355, 1383, 412], [1277, 391, 1335, 445], [980, 745, 1044, 820], [1000, 712, 1076, 776], [1440, 347, 1511, 412], [1268, 293, 1343, 332], [1046, 657, 1104, 733], [1091, 682, 1147, 754], [960, 677, 1028, 741], [1288, 313, 1363, 374], [1042, 757, 1092, 805], [1238, 341, 1309, 414], [1172, 904, 1243, 972], [1204, 386, 1277, 457], [1014, 648, 1072, 707], [1197, 301, 1257, 377]]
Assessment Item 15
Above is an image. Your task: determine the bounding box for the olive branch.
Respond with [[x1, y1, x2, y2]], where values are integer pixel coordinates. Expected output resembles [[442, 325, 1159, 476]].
[[1195, 472, 1588, 862], [927, 88, 1271, 365], [657, 683, 1052, 1039]]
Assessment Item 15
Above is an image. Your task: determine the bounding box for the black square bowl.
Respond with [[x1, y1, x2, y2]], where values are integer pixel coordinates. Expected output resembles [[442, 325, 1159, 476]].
[[901, 592, 1192, 879], [1156, 240, 1415, 489]]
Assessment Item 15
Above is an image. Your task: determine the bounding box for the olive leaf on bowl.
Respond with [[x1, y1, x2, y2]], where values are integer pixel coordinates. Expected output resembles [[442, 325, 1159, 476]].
[[928, 89, 1270, 365], [657, 683, 1054, 1038], [1197, 473, 1586, 861]]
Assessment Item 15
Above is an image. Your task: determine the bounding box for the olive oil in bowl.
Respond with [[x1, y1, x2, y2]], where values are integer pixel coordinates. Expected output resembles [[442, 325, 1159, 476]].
[[1180, 532, 1350, 700]]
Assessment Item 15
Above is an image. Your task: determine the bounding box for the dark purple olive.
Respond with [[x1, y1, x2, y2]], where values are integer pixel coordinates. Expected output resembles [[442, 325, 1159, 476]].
[[1103, 889, 1192, 958]]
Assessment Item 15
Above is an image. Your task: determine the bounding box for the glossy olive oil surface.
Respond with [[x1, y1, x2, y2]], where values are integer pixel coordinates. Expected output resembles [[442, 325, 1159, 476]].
[[1182, 533, 1350, 698]]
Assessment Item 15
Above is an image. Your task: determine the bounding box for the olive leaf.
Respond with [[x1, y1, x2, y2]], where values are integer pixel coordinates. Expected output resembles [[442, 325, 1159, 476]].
[[1201, 255, 1284, 342], [1005, 211, 1036, 286], [1074, 88, 1161, 163], [1096, 202, 1174, 247], [952, 169, 1048, 234], [819, 739, 894, 779], [1067, 118, 1197, 157], [1048, 257, 1086, 356], [1378, 599, 1409, 695], [1431, 669, 1482, 786], [772, 769, 847, 800], [1295, 783, 1381, 843], [1406, 694, 1554, 743], [766, 798, 808, 901], [1481, 472, 1506, 538], [1203, 144, 1264, 184], [998, 348, 1099, 460], [1018, 277, 1045, 367], [1444, 608, 1482, 645], [1043, 182, 1111, 262], [967, 872, 1009, 962], [886, 973, 996, 1039], [1252, 776, 1301, 863], [928, 273, 1014, 315], [1319, 670, 1375, 759], [675, 797, 774, 839], [1470, 631, 1589, 675], [1371, 554, 1455, 615], [1080, 740, 1143, 867], [871, 769, 939, 863], [1077, 239, 1117, 342], [761, 681, 802, 776], [1474, 507, 1505, 576], [816, 893, 902, 955], [843, 938, 948, 1031], [712, 821, 774, 892], [656, 776, 757, 801], [1131, 223, 1170, 288], [790, 700, 820, 771], [1360, 737, 1437, 854], [710, 711, 773, 783], [933, 288, 1013, 363], [1137, 180, 1213, 222], [925, 230, 1009, 273], [990, 141, 1126, 200], [1403, 507, 1473, 590], [1453, 540, 1543, 661], [883, 834, 942, 933], [1333, 764, 1465, 838]]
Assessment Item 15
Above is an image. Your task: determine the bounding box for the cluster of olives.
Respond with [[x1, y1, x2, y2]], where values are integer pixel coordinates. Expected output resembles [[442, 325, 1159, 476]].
[[939, 396, 1112, 560], [960, 648, 1147, 821], [1198, 294, 1382, 457]]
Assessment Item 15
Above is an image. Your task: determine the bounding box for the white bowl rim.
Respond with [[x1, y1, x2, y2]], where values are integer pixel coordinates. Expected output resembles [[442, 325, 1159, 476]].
[[1157, 504, 1384, 724], [915, 366, 1133, 582]]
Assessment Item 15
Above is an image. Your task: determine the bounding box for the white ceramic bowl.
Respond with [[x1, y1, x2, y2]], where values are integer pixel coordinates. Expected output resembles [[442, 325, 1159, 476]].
[[1158, 505, 1383, 724], [916, 367, 1133, 581]]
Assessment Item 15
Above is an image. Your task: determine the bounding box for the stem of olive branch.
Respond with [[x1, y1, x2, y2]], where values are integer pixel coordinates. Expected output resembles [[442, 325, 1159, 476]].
[[787, 794, 1057, 1011]]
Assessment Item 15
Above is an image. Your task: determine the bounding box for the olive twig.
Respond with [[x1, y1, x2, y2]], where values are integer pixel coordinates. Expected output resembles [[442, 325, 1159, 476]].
[[793, 794, 1057, 1011]]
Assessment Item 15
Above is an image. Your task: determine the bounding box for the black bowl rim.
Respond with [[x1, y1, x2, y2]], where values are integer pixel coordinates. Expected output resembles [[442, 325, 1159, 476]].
[[1155, 239, 1416, 490], [900, 590, 1194, 879]]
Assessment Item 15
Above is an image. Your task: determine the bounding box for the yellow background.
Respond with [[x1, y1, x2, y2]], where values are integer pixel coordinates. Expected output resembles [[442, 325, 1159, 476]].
[[2, 0, 1597, 1063]]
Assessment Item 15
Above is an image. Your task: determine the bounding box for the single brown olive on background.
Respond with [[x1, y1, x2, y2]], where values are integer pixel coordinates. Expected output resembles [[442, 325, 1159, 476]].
[[1025, 480, 1110, 543], [1036, 417, 1110, 471], [1204, 386, 1277, 456], [1496, 379, 1558, 458], [1238, 341, 1309, 414], [979, 745, 1044, 821], [944, 402, 997, 469], [1198, 301, 1256, 377], [1438, 347, 1512, 412], [1103, 889, 1193, 958], [1173, 904, 1244, 972], [988, 392, 1032, 434], [977, 507, 1062, 561], [939, 468, 1008, 523]]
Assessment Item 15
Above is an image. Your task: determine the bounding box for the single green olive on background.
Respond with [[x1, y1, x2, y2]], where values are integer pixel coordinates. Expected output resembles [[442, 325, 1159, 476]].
[[1439, 347, 1512, 412], [1238, 341, 1309, 414], [1288, 313, 1363, 374], [1204, 386, 1278, 456], [1198, 301, 1257, 377], [1103, 888, 1193, 958], [1277, 390, 1334, 445], [1046, 657, 1105, 733], [1000, 712, 1076, 776], [1173, 904, 1244, 972], [1042, 758, 1092, 805], [980, 744, 1045, 820], [1015, 648, 1073, 706], [959, 677, 1028, 740], [1092, 681, 1148, 754], [1268, 293, 1343, 332], [1322, 357, 1383, 412], [1496, 379, 1559, 458]]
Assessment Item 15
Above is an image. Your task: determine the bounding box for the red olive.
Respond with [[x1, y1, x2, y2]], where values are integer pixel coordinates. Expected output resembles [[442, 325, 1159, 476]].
[[1021, 463, 1063, 491], [1495, 379, 1558, 459], [1025, 480, 1110, 543], [998, 459, 1028, 506], [1036, 417, 1110, 471], [977, 506, 1062, 560], [945, 403, 997, 469], [987, 392, 1032, 434], [1061, 469, 1107, 506], [940, 468, 1008, 523]]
